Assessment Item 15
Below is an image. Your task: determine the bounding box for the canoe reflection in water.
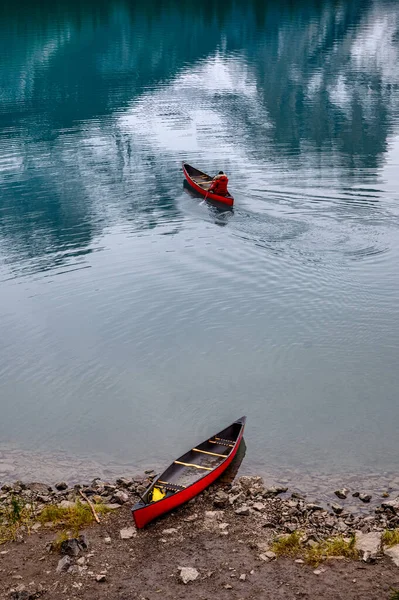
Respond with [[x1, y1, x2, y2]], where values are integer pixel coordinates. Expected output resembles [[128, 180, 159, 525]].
[[132, 417, 246, 528]]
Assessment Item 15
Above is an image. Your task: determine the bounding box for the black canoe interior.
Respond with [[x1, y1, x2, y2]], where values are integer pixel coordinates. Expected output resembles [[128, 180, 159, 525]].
[[184, 163, 233, 199], [143, 419, 244, 504]]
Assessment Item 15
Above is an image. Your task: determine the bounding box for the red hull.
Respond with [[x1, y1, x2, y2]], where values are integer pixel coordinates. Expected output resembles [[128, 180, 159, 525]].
[[132, 418, 245, 528], [182, 163, 234, 206]]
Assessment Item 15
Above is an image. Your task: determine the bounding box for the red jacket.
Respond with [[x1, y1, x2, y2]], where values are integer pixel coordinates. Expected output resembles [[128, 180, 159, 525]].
[[210, 175, 228, 196]]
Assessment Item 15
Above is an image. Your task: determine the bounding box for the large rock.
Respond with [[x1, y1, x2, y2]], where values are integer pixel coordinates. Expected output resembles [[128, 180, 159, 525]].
[[178, 567, 199, 584], [384, 544, 399, 567], [26, 483, 52, 495], [355, 531, 382, 562], [382, 496, 399, 514]]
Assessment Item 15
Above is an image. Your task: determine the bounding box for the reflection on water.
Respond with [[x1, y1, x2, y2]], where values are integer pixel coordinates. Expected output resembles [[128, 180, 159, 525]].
[[1, 0, 399, 486]]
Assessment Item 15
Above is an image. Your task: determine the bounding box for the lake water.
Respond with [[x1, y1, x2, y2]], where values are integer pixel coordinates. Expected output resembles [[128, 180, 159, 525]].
[[1, 0, 399, 489]]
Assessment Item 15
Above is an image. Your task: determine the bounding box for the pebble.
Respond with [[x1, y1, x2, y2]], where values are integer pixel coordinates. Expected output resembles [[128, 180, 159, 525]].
[[56, 556, 71, 573], [331, 503, 343, 515], [184, 514, 198, 522], [178, 566, 199, 584], [213, 491, 229, 508], [104, 537, 112, 544], [120, 528, 136, 540], [359, 494, 372, 503], [259, 551, 276, 562], [163, 528, 179, 535], [96, 574, 107, 582], [313, 568, 326, 575], [252, 502, 265, 512], [113, 490, 129, 504], [239, 574, 246, 581], [235, 506, 250, 516]]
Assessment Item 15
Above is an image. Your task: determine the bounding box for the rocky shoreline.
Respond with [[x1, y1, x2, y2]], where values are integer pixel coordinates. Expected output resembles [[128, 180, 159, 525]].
[[1, 474, 399, 599]]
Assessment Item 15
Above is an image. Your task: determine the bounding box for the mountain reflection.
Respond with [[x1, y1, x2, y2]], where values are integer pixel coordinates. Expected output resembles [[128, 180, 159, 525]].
[[0, 0, 398, 275]]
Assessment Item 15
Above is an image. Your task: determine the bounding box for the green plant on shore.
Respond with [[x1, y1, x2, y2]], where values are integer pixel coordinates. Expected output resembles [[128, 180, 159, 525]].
[[271, 531, 303, 557], [0, 496, 37, 544], [383, 529, 399, 548], [0, 497, 111, 544], [52, 529, 71, 551], [305, 536, 358, 567], [390, 589, 399, 600], [39, 501, 111, 537]]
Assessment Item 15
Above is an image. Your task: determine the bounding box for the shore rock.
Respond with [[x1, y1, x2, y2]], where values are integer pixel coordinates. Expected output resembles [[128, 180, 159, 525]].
[[359, 494, 372, 504], [331, 504, 343, 515], [335, 489, 349, 500], [26, 483, 51, 495], [55, 482, 68, 491], [355, 531, 382, 563], [384, 544, 399, 567]]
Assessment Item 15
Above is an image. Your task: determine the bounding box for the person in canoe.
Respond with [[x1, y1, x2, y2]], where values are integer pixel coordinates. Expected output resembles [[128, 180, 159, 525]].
[[209, 171, 229, 196]]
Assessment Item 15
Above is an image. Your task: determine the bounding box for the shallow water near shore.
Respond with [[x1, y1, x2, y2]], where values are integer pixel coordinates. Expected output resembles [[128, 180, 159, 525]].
[[1, 0, 399, 487]]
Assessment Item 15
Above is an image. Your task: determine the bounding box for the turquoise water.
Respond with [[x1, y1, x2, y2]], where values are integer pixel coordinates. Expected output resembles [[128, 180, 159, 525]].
[[1, 0, 399, 483]]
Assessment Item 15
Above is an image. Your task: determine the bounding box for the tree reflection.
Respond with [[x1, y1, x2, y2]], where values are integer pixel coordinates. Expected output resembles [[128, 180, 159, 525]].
[[0, 0, 398, 275]]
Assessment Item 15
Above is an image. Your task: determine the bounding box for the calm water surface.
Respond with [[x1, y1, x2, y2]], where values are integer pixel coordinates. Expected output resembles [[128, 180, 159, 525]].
[[1, 0, 399, 486]]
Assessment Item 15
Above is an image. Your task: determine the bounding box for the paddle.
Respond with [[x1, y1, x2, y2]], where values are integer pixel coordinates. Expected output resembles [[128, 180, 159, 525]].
[[202, 176, 216, 203]]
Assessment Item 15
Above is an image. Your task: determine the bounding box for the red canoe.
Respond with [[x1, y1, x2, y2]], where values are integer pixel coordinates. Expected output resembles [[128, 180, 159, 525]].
[[182, 162, 234, 206], [131, 416, 246, 528]]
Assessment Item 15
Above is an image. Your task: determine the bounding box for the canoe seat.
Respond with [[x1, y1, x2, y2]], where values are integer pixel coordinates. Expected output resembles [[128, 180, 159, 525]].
[[209, 437, 235, 448], [174, 460, 213, 471], [157, 480, 186, 492]]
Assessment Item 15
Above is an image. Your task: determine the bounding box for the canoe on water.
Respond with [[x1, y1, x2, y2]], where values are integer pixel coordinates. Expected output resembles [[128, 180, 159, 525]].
[[131, 416, 246, 528], [182, 162, 234, 206]]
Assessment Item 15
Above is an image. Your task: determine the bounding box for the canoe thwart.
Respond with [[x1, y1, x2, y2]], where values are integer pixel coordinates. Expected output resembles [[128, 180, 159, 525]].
[[192, 448, 227, 458], [174, 460, 213, 471]]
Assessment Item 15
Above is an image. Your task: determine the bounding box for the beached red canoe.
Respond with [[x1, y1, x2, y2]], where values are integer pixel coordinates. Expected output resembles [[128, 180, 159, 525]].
[[131, 416, 246, 528], [182, 162, 234, 206]]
